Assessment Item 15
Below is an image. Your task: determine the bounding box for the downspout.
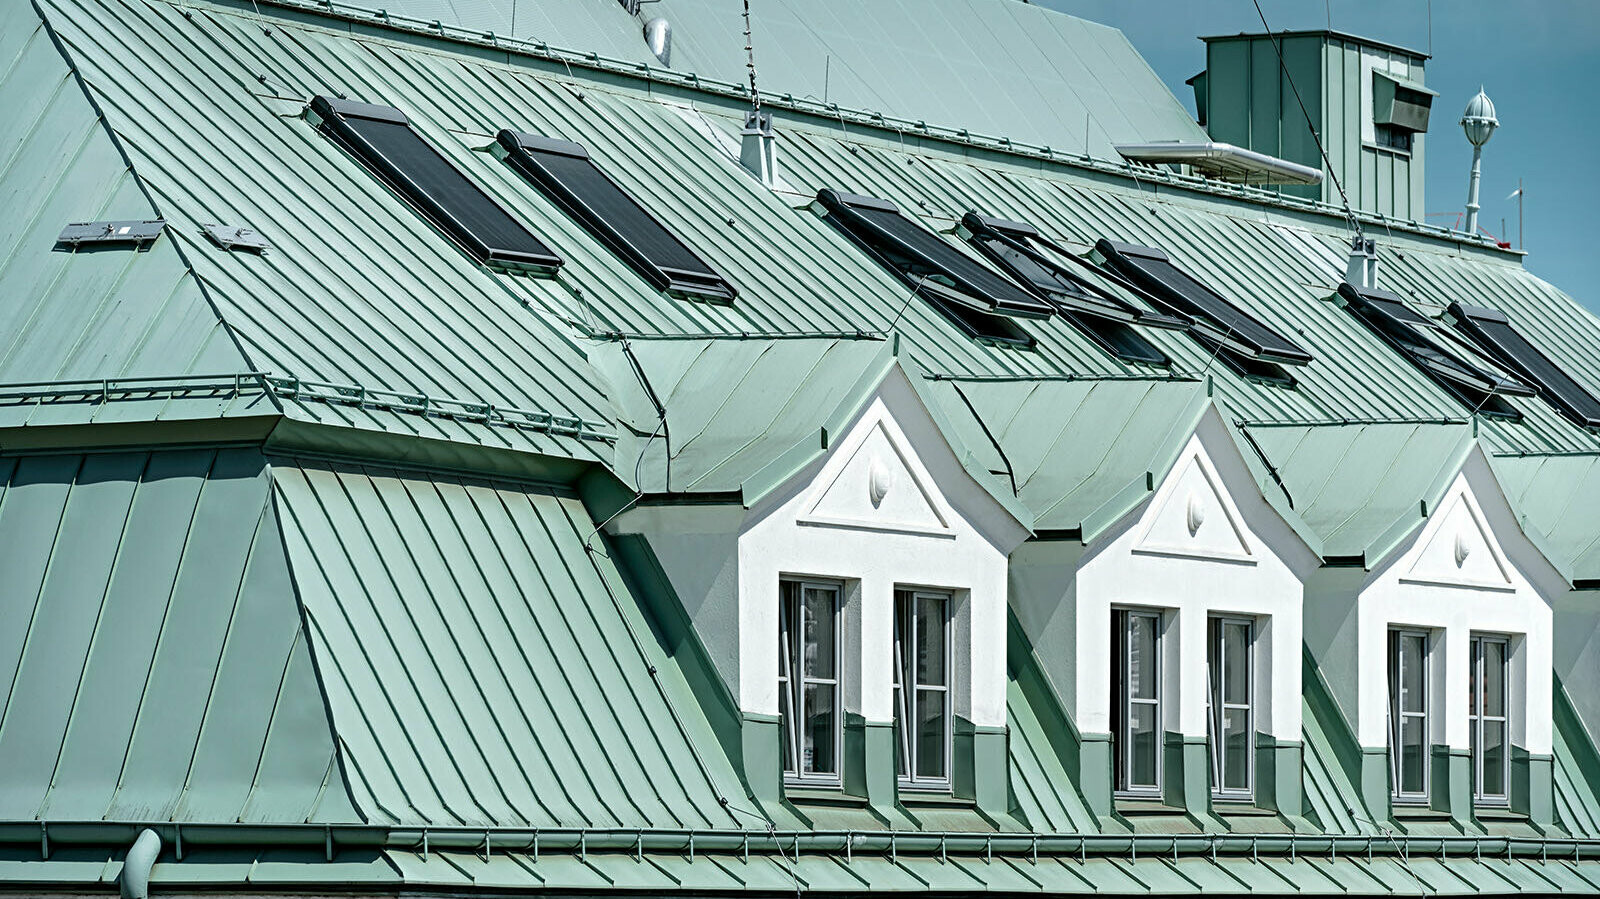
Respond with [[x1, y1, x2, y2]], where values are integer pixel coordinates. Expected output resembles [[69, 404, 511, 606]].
[[119, 828, 161, 899]]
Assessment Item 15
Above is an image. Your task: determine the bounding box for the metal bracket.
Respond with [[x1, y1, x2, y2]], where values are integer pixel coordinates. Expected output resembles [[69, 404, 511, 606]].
[[203, 223, 271, 252], [57, 219, 165, 247]]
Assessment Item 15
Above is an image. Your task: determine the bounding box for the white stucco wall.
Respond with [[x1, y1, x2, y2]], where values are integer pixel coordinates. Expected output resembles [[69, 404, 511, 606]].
[[1066, 409, 1316, 743], [1349, 449, 1561, 755], [735, 368, 1028, 727]]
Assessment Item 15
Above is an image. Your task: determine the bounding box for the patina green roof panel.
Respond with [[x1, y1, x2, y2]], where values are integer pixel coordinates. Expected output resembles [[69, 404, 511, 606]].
[[0, 1, 247, 388], [1240, 422, 1473, 559], [1490, 453, 1600, 583], [0, 449, 353, 825], [308, 0, 1206, 159], [1005, 678, 1099, 833], [924, 377, 1205, 532], [40, 0, 616, 457], [271, 458, 744, 829]]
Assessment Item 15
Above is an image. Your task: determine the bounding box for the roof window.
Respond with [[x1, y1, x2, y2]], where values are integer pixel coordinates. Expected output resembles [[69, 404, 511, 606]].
[[961, 213, 1185, 366], [308, 97, 561, 272], [1338, 283, 1532, 419], [817, 190, 1042, 346], [496, 131, 736, 302], [1447, 302, 1600, 428]]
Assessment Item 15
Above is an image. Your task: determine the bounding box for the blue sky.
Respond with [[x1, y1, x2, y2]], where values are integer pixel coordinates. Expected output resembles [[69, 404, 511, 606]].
[[1048, 0, 1600, 311]]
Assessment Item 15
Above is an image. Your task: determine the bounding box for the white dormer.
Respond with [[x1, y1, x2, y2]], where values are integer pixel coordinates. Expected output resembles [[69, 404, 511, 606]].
[[1304, 445, 1564, 823], [609, 361, 1029, 810], [1011, 405, 1319, 817]]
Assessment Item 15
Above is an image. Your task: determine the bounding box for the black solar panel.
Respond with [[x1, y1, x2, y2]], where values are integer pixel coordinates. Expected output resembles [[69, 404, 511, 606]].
[[1339, 283, 1529, 419], [1450, 303, 1600, 428], [310, 97, 560, 272], [817, 190, 1054, 320], [1097, 240, 1313, 366], [497, 131, 735, 302]]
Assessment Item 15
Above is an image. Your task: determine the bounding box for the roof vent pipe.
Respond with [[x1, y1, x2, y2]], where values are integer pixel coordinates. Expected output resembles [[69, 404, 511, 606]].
[[643, 17, 671, 67], [120, 829, 162, 899], [1345, 236, 1378, 289], [740, 110, 778, 188]]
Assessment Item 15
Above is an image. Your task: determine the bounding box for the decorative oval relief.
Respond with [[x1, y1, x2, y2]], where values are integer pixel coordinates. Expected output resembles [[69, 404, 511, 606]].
[[1454, 531, 1471, 567], [1186, 493, 1206, 536], [868, 457, 893, 508]]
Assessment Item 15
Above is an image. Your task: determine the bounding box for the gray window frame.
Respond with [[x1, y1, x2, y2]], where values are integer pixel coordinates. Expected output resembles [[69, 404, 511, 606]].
[[779, 579, 843, 788], [1113, 607, 1164, 799], [1388, 627, 1432, 804], [893, 589, 953, 792], [1207, 615, 1255, 802], [1469, 633, 1511, 807]]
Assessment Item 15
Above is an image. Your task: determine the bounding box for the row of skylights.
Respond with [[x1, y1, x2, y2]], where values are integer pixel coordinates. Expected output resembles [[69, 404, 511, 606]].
[[308, 96, 736, 301], [307, 96, 1598, 428]]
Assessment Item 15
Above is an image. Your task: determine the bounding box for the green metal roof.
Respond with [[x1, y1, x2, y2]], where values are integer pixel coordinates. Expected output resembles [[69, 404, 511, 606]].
[[271, 458, 746, 828], [0, 449, 353, 825]]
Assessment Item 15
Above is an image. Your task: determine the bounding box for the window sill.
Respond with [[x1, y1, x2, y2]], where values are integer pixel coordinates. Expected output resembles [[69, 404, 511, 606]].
[[898, 791, 970, 808], [783, 787, 865, 807], [1214, 802, 1277, 817], [1474, 806, 1523, 820], [1115, 799, 1187, 816], [1391, 805, 1451, 820]]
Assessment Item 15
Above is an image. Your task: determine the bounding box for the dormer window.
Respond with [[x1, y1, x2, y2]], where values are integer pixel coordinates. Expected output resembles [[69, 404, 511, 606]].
[[894, 589, 952, 790], [1207, 616, 1255, 801], [1113, 608, 1163, 798], [779, 580, 842, 786], [1387, 628, 1431, 803], [1470, 634, 1510, 806]]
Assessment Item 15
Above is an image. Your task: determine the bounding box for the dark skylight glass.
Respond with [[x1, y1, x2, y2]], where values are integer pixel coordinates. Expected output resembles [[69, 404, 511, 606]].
[[309, 97, 561, 272], [1096, 240, 1313, 366], [496, 131, 736, 302], [1340, 283, 1532, 419], [1448, 302, 1600, 428], [961, 213, 1183, 365], [817, 190, 1039, 346]]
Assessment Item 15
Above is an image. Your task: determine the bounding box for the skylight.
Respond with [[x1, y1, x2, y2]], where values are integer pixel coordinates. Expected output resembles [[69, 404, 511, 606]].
[[961, 213, 1186, 365], [1447, 302, 1600, 428], [817, 190, 1043, 346], [496, 131, 736, 303], [1339, 283, 1533, 419], [308, 97, 561, 272], [1096, 239, 1312, 385]]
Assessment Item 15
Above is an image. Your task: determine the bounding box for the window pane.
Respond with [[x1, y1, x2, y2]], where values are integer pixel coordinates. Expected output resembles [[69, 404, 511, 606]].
[[1400, 716, 1427, 794], [1130, 703, 1159, 788], [1129, 614, 1157, 700], [1481, 720, 1507, 798], [917, 596, 946, 687], [1400, 634, 1426, 714], [1223, 622, 1250, 704], [803, 683, 836, 775], [803, 588, 835, 679], [1484, 641, 1506, 718], [916, 690, 947, 780], [1224, 707, 1251, 791]]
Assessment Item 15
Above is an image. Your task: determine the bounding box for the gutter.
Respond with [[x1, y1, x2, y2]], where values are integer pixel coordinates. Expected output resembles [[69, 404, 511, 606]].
[[9, 821, 1600, 864]]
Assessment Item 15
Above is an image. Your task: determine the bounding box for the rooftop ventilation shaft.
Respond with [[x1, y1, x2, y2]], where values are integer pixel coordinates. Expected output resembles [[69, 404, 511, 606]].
[[740, 110, 778, 188], [1345, 236, 1378, 289], [643, 16, 671, 66]]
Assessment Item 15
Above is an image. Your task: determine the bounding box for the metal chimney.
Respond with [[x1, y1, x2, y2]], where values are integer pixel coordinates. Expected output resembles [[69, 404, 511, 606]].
[[739, 109, 778, 188], [1461, 88, 1499, 235], [1345, 236, 1378, 289]]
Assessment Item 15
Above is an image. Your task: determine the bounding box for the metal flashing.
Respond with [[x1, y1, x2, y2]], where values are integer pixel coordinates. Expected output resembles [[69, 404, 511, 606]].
[[202, 223, 271, 251], [56, 219, 165, 246]]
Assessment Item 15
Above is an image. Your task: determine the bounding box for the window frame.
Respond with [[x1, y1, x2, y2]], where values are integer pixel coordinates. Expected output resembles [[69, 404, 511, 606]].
[[1388, 627, 1432, 804], [1207, 615, 1255, 802], [779, 579, 844, 788], [1339, 283, 1533, 420], [495, 130, 737, 302], [307, 96, 563, 273], [959, 212, 1185, 366], [1469, 633, 1511, 807], [1112, 607, 1164, 799], [893, 589, 954, 792], [1447, 302, 1600, 429]]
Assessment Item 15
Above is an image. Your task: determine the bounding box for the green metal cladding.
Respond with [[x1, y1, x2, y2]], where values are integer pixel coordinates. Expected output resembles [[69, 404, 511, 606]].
[[3, 0, 1600, 893]]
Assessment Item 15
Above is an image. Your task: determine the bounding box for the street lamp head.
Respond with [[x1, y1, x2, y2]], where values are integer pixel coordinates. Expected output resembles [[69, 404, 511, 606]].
[[1462, 87, 1498, 147]]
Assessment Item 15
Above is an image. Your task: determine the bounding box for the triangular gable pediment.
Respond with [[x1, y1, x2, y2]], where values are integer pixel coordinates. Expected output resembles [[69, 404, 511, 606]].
[[799, 401, 957, 537], [1401, 485, 1514, 591], [1133, 441, 1255, 564]]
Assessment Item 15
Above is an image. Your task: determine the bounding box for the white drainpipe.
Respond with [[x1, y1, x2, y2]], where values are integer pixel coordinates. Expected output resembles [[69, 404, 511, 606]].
[[120, 829, 161, 899]]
